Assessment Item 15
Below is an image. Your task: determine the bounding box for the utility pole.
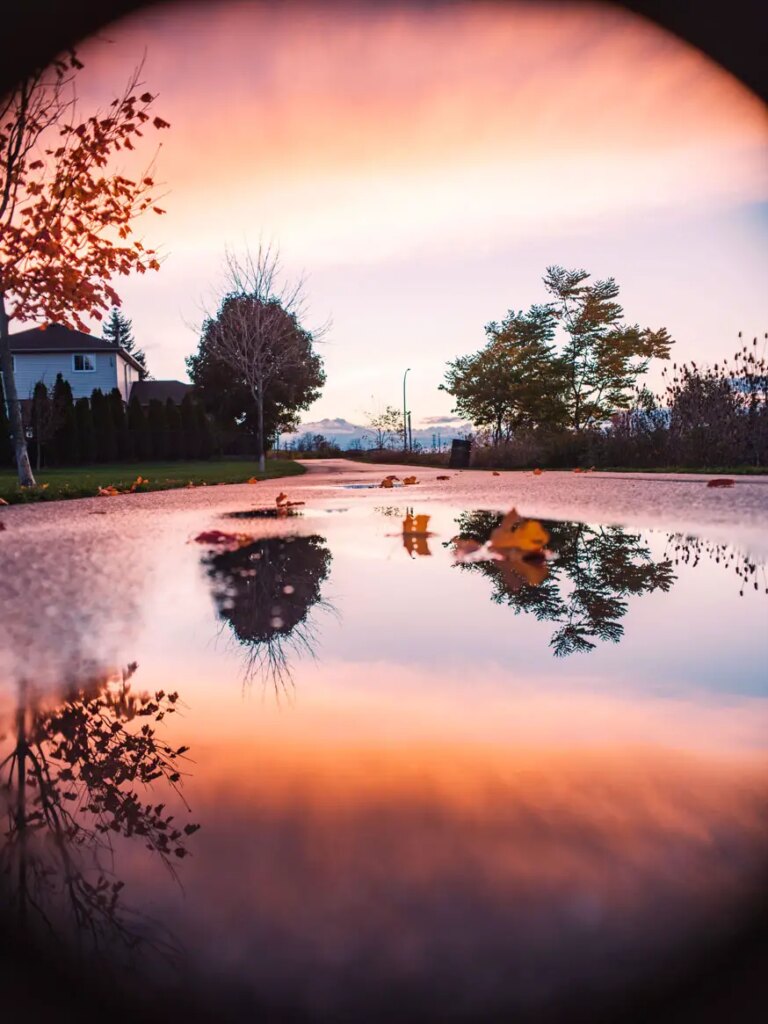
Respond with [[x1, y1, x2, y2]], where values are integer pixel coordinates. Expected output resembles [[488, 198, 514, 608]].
[[403, 367, 411, 452]]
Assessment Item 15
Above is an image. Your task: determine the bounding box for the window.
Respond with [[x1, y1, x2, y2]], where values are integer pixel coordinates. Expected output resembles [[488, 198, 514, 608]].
[[73, 353, 96, 372]]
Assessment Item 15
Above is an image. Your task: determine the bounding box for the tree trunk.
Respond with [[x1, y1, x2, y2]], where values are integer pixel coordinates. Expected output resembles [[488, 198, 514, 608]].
[[257, 387, 266, 474], [0, 294, 36, 486]]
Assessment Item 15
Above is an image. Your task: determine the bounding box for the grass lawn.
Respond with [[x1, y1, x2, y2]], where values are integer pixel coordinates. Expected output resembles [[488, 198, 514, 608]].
[[0, 459, 305, 504]]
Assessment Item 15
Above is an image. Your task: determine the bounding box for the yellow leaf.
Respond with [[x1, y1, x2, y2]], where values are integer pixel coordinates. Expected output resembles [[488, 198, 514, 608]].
[[489, 509, 549, 553]]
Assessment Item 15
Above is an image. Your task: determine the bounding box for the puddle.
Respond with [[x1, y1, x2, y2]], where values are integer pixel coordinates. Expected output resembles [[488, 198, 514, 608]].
[[1, 503, 767, 1022]]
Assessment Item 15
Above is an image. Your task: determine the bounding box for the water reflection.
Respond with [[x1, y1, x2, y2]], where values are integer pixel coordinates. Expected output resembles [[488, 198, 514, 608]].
[[450, 513, 676, 655], [202, 534, 332, 692], [0, 664, 198, 957]]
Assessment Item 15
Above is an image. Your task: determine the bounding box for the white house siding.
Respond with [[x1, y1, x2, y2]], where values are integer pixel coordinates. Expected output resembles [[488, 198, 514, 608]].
[[10, 351, 120, 400], [118, 358, 140, 402]]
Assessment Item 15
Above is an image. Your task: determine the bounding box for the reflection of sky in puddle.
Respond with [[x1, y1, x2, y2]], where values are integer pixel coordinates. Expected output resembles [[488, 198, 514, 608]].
[[2, 503, 768, 1020]]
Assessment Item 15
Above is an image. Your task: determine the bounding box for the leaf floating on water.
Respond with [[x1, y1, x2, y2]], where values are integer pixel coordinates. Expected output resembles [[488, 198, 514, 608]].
[[707, 478, 735, 488], [489, 509, 550, 553]]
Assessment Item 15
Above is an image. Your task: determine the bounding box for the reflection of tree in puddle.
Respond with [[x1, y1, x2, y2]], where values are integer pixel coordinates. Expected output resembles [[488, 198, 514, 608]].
[[451, 512, 676, 655], [203, 534, 332, 693], [0, 664, 198, 959]]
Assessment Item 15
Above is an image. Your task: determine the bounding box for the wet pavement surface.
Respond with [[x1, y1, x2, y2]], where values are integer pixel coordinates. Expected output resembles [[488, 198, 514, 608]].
[[1, 460, 768, 1023]]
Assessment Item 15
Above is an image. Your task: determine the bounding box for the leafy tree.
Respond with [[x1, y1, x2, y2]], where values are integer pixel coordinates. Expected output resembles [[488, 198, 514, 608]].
[[50, 373, 77, 465], [165, 397, 182, 460], [103, 307, 149, 379], [543, 266, 673, 430], [190, 246, 325, 471], [127, 394, 151, 460], [90, 388, 117, 462], [442, 305, 566, 444], [108, 387, 130, 461], [0, 51, 168, 485], [28, 380, 58, 471], [74, 396, 94, 464], [147, 399, 167, 461], [365, 405, 403, 449]]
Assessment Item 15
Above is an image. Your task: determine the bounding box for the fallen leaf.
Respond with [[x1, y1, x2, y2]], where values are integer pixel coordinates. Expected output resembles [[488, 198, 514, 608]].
[[0, 498, 8, 506], [185, 481, 196, 488], [533, 468, 542, 476], [385, 475, 399, 481], [41, 482, 49, 489], [403, 476, 418, 485], [379, 478, 395, 488], [492, 471, 500, 476], [247, 477, 259, 484], [707, 478, 735, 488], [0, 522, 5, 531], [193, 530, 253, 549], [97, 485, 121, 497], [572, 468, 584, 474], [88, 510, 108, 515], [436, 475, 450, 480], [489, 509, 550, 553]]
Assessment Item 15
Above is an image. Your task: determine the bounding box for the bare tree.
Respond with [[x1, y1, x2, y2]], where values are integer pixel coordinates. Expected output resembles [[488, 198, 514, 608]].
[[203, 245, 324, 472]]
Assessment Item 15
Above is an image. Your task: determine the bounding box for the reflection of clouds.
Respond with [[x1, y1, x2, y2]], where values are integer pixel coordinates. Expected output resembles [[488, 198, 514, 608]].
[[0, 518, 148, 693], [161, 745, 768, 1018]]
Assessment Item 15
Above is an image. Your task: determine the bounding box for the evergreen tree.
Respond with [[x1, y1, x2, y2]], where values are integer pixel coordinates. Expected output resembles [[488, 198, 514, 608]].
[[164, 398, 182, 460], [90, 388, 117, 462], [0, 373, 12, 465], [103, 307, 149, 380], [30, 381, 55, 471], [74, 397, 95, 464], [127, 395, 152, 461], [147, 399, 167, 460], [108, 387, 130, 460], [51, 374, 78, 465], [195, 402, 213, 459], [179, 393, 199, 459]]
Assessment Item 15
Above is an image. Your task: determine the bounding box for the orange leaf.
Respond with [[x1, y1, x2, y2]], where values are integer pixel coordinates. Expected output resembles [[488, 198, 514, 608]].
[[403, 513, 431, 535], [247, 477, 259, 484], [403, 476, 418, 485], [97, 485, 120, 497], [532, 468, 543, 476], [489, 509, 550, 553], [379, 478, 394, 488]]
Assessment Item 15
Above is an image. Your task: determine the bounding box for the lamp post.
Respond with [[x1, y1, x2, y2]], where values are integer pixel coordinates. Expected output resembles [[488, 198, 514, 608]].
[[402, 367, 411, 452]]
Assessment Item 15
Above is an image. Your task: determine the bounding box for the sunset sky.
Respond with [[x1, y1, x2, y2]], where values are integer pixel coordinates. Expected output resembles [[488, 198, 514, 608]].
[[73, 0, 768, 429]]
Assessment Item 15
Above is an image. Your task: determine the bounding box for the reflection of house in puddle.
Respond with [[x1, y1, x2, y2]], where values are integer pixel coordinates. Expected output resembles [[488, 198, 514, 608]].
[[0, 664, 199, 970], [202, 534, 332, 692]]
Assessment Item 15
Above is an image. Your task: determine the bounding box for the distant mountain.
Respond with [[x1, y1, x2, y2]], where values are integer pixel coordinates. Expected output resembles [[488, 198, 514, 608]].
[[279, 416, 471, 450]]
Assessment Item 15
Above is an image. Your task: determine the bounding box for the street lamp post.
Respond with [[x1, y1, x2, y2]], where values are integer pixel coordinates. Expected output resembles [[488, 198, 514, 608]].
[[403, 367, 411, 452]]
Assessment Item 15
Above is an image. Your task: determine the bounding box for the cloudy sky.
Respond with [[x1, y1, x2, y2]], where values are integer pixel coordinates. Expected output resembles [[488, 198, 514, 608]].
[[73, 0, 768, 428]]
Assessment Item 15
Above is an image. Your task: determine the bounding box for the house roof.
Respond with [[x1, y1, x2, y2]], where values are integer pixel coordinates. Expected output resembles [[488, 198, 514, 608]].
[[9, 323, 145, 373], [129, 380, 193, 405]]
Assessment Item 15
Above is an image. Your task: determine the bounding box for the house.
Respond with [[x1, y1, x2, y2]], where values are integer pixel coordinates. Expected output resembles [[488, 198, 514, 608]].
[[7, 323, 144, 402], [129, 379, 192, 407], [6, 324, 192, 407]]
